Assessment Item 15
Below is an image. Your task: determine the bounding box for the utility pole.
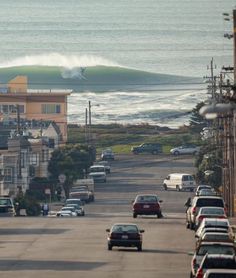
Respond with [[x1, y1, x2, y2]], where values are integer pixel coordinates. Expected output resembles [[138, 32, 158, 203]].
[[232, 9, 236, 216], [16, 104, 22, 179], [88, 101, 91, 144], [16, 104, 21, 135], [85, 108, 88, 143]]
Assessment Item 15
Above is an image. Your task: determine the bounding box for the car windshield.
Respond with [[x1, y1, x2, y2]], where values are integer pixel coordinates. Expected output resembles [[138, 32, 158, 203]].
[[198, 245, 235, 256], [62, 207, 75, 212], [66, 200, 83, 206], [112, 225, 138, 233], [0, 199, 12, 206], [90, 167, 105, 173], [137, 195, 158, 202]]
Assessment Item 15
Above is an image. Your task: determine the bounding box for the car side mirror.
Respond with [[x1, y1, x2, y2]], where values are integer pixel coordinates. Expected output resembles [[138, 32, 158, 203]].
[[188, 251, 194, 256], [195, 235, 199, 238], [106, 229, 110, 232], [159, 200, 163, 203], [140, 229, 145, 233], [131, 200, 134, 203]]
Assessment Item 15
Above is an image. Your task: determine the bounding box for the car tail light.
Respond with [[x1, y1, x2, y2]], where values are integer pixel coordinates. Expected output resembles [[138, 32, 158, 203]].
[[196, 268, 203, 278], [191, 257, 196, 269], [133, 203, 141, 210], [224, 206, 228, 215], [110, 232, 120, 239], [198, 215, 204, 221], [192, 206, 196, 214], [155, 203, 160, 209], [218, 215, 227, 218]]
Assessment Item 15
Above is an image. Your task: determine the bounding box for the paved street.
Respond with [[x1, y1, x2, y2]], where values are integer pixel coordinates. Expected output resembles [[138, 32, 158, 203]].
[[0, 154, 198, 278]]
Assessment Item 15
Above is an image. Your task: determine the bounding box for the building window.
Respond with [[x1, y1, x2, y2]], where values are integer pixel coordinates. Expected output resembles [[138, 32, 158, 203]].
[[42, 104, 61, 114], [30, 153, 38, 166], [4, 168, 12, 182], [42, 149, 49, 162], [0, 104, 24, 114], [21, 152, 26, 168]]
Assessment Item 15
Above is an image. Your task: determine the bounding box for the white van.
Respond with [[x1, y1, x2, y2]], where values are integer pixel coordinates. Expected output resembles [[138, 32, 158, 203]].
[[163, 173, 196, 191]]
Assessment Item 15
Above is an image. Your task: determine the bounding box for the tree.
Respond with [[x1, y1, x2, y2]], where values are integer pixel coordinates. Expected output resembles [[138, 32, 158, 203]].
[[48, 144, 95, 198], [189, 102, 207, 132]]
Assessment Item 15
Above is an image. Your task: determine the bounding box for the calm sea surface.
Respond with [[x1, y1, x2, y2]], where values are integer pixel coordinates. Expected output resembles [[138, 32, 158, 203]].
[[0, 0, 235, 127]]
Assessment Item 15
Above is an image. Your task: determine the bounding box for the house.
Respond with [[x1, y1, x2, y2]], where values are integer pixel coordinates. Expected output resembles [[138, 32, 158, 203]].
[[0, 75, 72, 143], [0, 75, 71, 196]]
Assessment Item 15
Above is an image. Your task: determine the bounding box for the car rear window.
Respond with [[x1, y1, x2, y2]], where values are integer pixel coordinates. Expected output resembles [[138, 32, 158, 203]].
[[198, 245, 235, 256], [137, 195, 157, 202], [196, 198, 224, 207], [112, 225, 138, 233], [200, 208, 224, 215], [203, 258, 236, 269], [208, 274, 236, 278]]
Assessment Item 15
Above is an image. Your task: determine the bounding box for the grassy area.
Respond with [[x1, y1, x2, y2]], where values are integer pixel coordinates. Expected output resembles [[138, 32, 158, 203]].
[[68, 123, 202, 154]]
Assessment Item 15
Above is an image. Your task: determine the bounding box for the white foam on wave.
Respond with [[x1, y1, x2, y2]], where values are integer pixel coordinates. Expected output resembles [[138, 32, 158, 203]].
[[0, 53, 120, 69], [68, 89, 207, 127]]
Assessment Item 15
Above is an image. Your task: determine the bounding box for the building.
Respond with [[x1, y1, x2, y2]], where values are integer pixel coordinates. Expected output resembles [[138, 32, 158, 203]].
[[0, 75, 72, 143], [0, 75, 72, 196]]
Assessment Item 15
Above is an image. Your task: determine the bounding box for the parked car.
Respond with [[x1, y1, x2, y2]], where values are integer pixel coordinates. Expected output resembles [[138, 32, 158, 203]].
[[131, 143, 162, 155], [195, 254, 236, 278], [132, 194, 163, 218], [0, 196, 15, 217], [196, 232, 234, 248], [101, 149, 115, 161], [190, 242, 236, 278], [196, 185, 213, 195], [197, 189, 218, 197], [106, 223, 144, 251], [203, 269, 236, 277], [186, 196, 225, 230], [170, 144, 200, 155], [195, 218, 233, 239], [195, 207, 227, 229], [163, 173, 196, 191]]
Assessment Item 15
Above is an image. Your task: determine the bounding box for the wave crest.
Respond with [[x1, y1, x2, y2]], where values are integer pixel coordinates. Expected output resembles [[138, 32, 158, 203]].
[[0, 53, 119, 69]]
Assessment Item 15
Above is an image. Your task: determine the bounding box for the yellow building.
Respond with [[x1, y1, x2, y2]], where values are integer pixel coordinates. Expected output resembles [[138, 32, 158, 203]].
[[0, 76, 72, 143]]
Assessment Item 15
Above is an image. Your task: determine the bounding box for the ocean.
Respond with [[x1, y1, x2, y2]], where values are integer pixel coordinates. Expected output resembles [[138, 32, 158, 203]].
[[0, 0, 235, 127]]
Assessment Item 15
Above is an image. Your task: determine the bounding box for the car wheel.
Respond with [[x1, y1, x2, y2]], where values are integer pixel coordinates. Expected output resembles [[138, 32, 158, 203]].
[[108, 244, 112, 251], [163, 184, 167, 191], [176, 185, 181, 191], [190, 222, 195, 230], [157, 212, 163, 218], [186, 221, 190, 229], [133, 213, 137, 218], [137, 244, 142, 251], [174, 151, 180, 155], [190, 271, 194, 278]]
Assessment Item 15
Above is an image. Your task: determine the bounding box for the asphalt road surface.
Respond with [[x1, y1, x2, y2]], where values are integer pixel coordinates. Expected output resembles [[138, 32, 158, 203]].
[[0, 154, 197, 278]]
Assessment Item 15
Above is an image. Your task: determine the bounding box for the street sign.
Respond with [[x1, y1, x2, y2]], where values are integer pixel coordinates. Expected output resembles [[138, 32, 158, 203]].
[[58, 174, 66, 183], [45, 188, 51, 195]]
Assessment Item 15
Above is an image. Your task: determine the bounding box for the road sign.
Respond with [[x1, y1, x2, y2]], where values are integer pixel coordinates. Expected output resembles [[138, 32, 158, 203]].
[[45, 188, 51, 195], [58, 174, 66, 183]]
